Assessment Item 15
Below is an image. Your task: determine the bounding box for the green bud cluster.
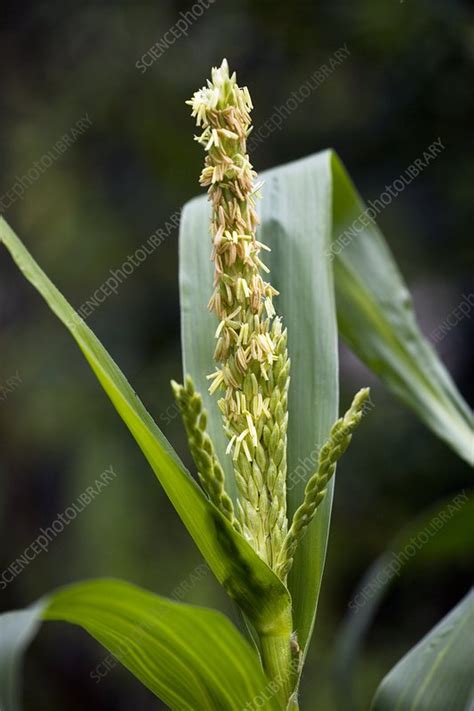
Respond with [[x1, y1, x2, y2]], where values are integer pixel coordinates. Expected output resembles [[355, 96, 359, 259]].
[[275, 388, 370, 580], [171, 376, 240, 532]]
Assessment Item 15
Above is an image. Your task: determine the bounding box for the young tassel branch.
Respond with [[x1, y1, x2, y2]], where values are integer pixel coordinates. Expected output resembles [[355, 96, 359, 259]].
[[173, 59, 369, 706]]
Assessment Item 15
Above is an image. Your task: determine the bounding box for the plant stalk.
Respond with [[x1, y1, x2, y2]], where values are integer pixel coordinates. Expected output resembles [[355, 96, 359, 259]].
[[259, 605, 297, 709]]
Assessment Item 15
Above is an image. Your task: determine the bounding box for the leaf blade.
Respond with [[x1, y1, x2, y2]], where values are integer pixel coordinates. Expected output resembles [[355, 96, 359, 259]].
[[0, 602, 46, 711], [260, 152, 339, 654], [0, 218, 289, 634], [333, 490, 474, 708], [331, 153, 473, 465], [371, 590, 474, 711], [0, 580, 281, 711]]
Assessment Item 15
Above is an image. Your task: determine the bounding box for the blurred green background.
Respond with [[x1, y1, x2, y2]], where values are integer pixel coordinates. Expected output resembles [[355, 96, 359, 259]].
[[0, 1, 472, 709]]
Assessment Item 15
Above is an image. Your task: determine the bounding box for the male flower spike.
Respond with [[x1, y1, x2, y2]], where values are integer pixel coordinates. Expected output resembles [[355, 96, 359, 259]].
[[174, 59, 369, 584]]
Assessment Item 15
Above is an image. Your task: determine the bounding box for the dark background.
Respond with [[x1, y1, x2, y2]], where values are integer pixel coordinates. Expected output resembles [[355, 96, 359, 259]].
[[0, 1, 472, 709]]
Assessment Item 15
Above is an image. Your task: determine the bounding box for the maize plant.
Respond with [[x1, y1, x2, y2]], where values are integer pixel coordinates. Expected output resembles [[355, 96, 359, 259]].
[[0, 60, 472, 711]]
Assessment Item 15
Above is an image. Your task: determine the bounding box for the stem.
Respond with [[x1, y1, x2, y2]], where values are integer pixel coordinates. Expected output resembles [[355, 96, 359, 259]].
[[259, 606, 296, 709]]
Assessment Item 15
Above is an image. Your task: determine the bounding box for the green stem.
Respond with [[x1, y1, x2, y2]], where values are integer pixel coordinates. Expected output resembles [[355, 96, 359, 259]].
[[259, 606, 296, 709]]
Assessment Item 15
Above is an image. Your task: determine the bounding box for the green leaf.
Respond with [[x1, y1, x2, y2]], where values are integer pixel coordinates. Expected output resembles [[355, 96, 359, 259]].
[[331, 153, 473, 466], [371, 589, 474, 710], [180, 150, 339, 658], [0, 579, 281, 711], [0, 218, 289, 635], [333, 490, 474, 708], [0, 602, 46, 711]]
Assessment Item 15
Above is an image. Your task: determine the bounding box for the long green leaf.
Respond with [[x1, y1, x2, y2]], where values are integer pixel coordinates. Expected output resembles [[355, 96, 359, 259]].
[[180, 151, 339, 657], [371, 589, 474, 710], [0, 218, 289, 634], [0, 579, 281, 711], [0, 602, 46, 711], [333, 490, 474, 709], [331, 153, 473, 465]]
